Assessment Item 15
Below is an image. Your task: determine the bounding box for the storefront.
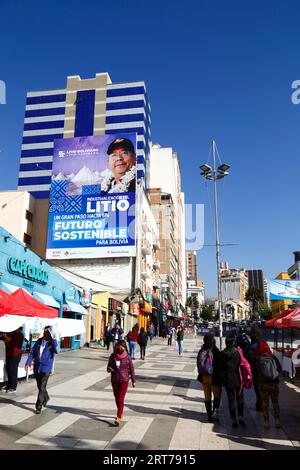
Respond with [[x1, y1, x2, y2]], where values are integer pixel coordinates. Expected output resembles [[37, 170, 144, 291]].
[[0, 226, 86, 350], [108, 298, 125, 331], [139, 300, 152, 330]]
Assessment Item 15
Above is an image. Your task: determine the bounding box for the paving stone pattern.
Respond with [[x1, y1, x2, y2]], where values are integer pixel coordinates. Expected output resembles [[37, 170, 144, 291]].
[[0, 336, 299, 450]]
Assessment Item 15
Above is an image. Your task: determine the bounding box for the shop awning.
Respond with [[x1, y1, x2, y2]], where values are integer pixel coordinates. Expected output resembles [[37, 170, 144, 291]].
[[64, 301, 88, 315], [10, 288, 58, 318], [0, 282, 20, 294], [33, 291, 60, 309]]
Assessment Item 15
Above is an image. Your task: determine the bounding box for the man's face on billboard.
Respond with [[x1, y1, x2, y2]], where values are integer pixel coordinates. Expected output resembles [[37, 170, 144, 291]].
[[108, 147, 136, 179]]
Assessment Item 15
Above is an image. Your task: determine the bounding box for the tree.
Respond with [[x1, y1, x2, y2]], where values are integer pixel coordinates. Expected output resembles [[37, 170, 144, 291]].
[[245, 287, 264, 318], [186, 296, 200, 319], [201, 305, 214, 322], [258, 303, 272, 320]]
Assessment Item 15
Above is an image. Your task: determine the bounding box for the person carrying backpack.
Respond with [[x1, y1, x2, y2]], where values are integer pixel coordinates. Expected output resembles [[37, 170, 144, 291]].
[[197, 333, 221, 422], [220, 336, 246, 428], [107, 340, 136, 426], [254, 341, 281, 429]]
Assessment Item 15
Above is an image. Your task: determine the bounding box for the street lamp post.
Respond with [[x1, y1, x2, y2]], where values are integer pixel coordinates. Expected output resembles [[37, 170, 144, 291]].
[[200, 140, 230, 349]]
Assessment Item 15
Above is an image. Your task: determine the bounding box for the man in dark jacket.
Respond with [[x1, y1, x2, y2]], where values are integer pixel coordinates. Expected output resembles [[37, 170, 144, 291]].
[[111, 323, 123, 345], [197, 333, 221, 422], [220, 336, 245, 428], [25, 326, 58, 414], [0, 328, 24, 393]]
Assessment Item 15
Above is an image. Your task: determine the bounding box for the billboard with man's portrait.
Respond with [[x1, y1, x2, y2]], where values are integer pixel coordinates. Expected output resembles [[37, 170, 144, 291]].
[[46, 133, 137, 259]]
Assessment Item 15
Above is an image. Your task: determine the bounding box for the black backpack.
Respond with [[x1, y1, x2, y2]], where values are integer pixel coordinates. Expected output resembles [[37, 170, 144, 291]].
[[257, 354, 279, 383]]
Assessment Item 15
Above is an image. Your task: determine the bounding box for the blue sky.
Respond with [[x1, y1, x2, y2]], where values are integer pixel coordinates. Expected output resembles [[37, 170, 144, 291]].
[[0, 0, 300, 296]]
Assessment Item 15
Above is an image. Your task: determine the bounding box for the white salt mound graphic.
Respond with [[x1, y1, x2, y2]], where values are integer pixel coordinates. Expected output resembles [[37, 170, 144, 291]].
[[53, 172, 66, 180], [71, 166, 101, 186]]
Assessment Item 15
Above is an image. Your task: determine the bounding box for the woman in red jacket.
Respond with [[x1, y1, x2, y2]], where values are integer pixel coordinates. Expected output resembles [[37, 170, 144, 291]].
[[107, 340, 136, 426]]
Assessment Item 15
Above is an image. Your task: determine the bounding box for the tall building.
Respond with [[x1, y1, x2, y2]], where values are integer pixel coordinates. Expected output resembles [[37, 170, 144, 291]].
[[247, 269, 264, 297], [287, 251, 300, 280], [186, 251, 198, 283], [18, 73, 151, 198], [149, 144, 186, 312], [148, 189, 178, 317]]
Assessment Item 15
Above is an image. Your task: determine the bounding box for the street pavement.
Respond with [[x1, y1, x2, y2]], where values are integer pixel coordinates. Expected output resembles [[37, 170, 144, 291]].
[[0, 335, 299, 450]]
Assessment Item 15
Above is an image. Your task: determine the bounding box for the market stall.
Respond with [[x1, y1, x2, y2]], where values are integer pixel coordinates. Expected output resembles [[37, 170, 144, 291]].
[[0, 289, 84, 384]]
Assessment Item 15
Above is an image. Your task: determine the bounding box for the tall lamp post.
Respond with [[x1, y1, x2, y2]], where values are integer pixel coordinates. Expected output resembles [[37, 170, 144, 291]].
[[200, 140, 230, 349]]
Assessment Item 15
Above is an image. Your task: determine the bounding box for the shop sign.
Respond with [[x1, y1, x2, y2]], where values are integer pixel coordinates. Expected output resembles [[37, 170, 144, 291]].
[[131, 303, 140, 316], [81, 288, 93, 306], [146, 293, 153, 304], [65, 286, 77, 301], [8, 257, 49, 285], [142, 301, 152, 314], [108, 298, 122, 312]]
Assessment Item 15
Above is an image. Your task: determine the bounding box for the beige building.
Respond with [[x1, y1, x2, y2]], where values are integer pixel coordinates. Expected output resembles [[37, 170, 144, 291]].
[[220, 267, 250, 320], [186, 251, 198, 283], [148, 188, 178, 313], [149, 144, 186, 313]]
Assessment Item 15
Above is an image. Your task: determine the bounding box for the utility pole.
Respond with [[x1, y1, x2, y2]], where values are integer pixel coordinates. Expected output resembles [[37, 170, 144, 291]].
[[200, 141, 230, 350], [212, 140, 223, 349]]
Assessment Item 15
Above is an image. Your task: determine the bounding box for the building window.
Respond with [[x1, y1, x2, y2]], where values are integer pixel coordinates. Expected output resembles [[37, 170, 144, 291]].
[[23, 233, 32, 245], [25, 210, 33, 223]]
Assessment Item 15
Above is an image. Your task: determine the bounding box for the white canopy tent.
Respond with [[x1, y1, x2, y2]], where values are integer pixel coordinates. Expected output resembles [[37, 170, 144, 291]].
[[0, 315, 85, 339]]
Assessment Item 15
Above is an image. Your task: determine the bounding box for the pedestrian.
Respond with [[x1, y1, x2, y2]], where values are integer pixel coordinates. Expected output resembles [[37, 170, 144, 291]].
[[111, 323, 123, 346], [127, 327, 139, 360], [138, 327, 148, 360], [104, 324, 112, 350], [107, 340, 136, 426], [236, 328, 251, 358], [177, 325, 184, 356], [25, 326, 58, 414], [248, 325, 263, 411], [220, 336, 246, 428], [254, 341, 281, 429], [194, 324, 198, 338], [197, 333, 222, 422], [167, 325, 173, 346], [148, 324, 154, 342], [0, 327, 24, 393]]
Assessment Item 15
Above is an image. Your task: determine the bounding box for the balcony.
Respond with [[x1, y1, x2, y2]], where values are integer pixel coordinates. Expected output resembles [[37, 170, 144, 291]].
[[142, 220, 150, 233], [153, 260, 160, 270], [153, 239, 160, 250], [142, 242, 152, 256], [141, 269, 151, 280]]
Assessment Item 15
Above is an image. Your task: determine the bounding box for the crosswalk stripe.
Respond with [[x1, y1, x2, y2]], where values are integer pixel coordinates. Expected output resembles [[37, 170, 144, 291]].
[[106, 417, 153, 450]]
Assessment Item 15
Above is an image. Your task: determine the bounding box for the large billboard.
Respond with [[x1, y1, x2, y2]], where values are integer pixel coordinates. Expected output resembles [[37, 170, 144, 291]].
[[269, 279, 300, 300], [46, 134, 137, 259]]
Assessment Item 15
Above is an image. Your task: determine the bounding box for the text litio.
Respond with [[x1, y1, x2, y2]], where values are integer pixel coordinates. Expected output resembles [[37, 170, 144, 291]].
[[86, 199, 130, 213]]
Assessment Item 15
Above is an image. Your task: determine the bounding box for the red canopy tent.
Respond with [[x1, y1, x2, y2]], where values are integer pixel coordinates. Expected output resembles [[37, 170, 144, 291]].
[[282, 308, 300, 328], [10, 289, 58, 318], [265, 309, 293, 328], [0, 289, 35, 317], [0, 289, 58, 319]]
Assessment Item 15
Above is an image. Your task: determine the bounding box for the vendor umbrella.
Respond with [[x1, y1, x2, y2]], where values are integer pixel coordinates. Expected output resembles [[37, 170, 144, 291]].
[[11, 288, 58, 318], [0, 289, 35, 317], [282, 308, 300, 328], [264, 309, 293, 328]]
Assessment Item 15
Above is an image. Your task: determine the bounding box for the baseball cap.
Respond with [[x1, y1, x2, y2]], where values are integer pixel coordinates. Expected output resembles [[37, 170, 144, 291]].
[[107, 137, 135, 155]]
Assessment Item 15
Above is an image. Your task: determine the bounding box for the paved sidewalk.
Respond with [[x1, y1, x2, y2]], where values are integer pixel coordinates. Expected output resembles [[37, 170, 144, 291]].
[[0, 336, 299, 450]]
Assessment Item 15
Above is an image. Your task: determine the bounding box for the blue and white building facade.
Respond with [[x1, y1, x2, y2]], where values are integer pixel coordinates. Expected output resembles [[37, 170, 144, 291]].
[[18, 72, 151, 198]]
